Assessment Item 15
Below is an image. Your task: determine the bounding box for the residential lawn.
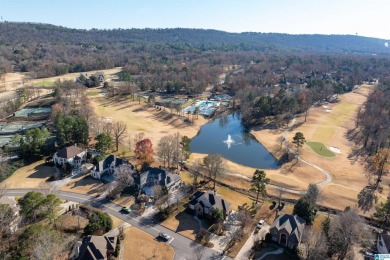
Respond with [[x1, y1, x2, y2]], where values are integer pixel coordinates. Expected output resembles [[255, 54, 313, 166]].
[[214, 185, 252, 211], [123, 226, 174, 260], [161, 211, 203, 241], [60, 174, 108, 196], [112, 195, 135, 207], [3, 160, 54, 189], [306, 141, 336, 157], [108, 214, 124, 229]]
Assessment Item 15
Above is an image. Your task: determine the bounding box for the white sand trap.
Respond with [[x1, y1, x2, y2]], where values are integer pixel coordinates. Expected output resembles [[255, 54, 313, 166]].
[[329, 147, 341, 153], [322, 105, 328, 108], [325, 109, 332, 112]]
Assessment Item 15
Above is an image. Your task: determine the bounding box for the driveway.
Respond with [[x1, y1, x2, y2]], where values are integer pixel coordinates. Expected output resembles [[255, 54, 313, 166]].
[[235, 223, 270, 260], [5, 189, 230, 260]]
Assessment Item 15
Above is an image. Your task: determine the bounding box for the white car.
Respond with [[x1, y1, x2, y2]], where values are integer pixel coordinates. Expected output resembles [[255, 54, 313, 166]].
[[257, 220, 265, 228], [159, 232, 171, 241]]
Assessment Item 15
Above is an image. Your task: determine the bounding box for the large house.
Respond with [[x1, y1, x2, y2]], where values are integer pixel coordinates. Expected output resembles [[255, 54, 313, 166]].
[[90, 155, 128, 179], [74, 235, 117, 260], [269, 214, 306, 249], [377, 231, 390, 254], [188, 190, 231, 219], [53, 145, 86, 168], [134, 167, 181, 195]]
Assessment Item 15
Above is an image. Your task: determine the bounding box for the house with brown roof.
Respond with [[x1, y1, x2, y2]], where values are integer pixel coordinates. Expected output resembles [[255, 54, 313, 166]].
[[75, 235, 117, 260], [53, 145, 87, 168], [269, 214, 306, 249], [188, 190, 231, 219], [377, 231, 390, 254]]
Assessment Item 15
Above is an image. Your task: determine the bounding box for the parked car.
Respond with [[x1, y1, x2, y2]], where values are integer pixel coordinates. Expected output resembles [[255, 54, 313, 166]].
[[257, 219, 265, 229], [159, 232, 171, 241], [121, 207, 131, 214]]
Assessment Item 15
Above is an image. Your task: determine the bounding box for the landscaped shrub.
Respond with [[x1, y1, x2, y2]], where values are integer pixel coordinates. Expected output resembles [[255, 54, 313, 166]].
[[84, 211, 113, 235]]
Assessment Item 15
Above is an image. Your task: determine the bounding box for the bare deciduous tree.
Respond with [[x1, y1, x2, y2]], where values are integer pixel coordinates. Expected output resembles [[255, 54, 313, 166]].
[[152, 185, 164, 200], [31, 229, 64, 260], [203, 153, 224, 190], [133, 132, 145, 145], [300, 227, 328, 260], [107, 164, 135, 199], [328, 208, 366, 259], [112, 121, 128, 151]]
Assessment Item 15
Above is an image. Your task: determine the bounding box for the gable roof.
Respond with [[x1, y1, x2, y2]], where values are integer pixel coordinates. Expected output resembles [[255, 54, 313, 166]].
[[270, 214, 306, 242], [95, 155, 127, 173], [191, 190, 231, 212], [78, 235, 117, 260], [135, 167, 181, 187], [56, 145, 84, 159]]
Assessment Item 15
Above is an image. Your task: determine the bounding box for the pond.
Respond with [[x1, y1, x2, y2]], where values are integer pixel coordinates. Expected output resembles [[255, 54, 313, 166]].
[[190, 113, 280, 169]]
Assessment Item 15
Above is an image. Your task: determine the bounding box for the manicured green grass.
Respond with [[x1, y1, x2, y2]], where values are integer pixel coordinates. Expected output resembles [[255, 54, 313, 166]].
[[306, 141, 336, 157], [87, 92, 100, 96], [33, 81, 55, 87]]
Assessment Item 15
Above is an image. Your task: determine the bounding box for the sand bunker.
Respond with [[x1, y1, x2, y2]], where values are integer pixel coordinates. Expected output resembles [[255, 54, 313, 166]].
[[322, 105, 328, 108], [325, 109, 332, 113], [329, 147, 341, 153]]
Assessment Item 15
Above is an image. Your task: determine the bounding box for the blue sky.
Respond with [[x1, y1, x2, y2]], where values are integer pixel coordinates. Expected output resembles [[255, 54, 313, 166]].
[[2, 0, 389, 39]]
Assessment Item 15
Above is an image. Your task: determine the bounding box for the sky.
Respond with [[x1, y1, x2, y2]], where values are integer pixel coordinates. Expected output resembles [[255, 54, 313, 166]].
[[1, 0, 389, 39]]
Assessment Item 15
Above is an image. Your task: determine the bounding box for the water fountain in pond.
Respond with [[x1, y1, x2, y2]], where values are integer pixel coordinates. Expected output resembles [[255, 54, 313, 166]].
[[223, 134, 235, 149]]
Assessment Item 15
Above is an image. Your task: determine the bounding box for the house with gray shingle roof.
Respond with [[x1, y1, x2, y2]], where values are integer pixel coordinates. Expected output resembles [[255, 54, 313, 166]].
[[90, 155, 128, 179], [75, 235, 117, 260], [188, 190, 231, 219], [134, 167, 181, 196], [269, 214, 306, 249], [377, 231, 390, 254]]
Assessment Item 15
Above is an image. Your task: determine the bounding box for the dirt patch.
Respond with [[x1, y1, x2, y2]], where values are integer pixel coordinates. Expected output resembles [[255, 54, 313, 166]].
[[123, 226, 174, 260], [58, 213, 89, 231], [3, 160, 55, 189]]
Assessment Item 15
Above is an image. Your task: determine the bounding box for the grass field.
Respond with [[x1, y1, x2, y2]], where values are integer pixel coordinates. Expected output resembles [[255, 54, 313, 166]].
[[312, 101, 359, 143], [61, 175, 108, 196], [161, 211, 201, 241], [87, 91, 100, 96], [89, 94, 208, 149], [306, 141, 336, 157], [123, 226, 174, 260], [32, 81, 55, 87], [3, 160, 54, 189], [250, 84, 390, 213]]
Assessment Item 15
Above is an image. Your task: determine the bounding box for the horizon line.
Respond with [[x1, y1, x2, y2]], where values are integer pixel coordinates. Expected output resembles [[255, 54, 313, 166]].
[[2, 20, 389, 41]]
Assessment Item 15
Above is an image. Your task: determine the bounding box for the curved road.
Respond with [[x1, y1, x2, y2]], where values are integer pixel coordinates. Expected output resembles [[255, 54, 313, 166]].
[[5, 189, 228, 260]]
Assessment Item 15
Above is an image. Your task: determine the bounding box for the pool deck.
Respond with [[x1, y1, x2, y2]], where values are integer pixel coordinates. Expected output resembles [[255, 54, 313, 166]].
[[182, 100, 220, 116]]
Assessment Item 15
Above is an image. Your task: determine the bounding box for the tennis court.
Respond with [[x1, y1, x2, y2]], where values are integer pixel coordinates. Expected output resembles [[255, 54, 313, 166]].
[[14, 106, 51, 117]]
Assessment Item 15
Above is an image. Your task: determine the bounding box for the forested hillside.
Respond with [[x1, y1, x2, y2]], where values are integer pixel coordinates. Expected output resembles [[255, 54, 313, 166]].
[[0, 22, 390, 78]]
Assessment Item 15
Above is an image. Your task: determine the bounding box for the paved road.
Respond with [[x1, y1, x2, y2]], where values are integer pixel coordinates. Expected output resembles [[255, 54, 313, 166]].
[[5, 189, 229, 260]]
